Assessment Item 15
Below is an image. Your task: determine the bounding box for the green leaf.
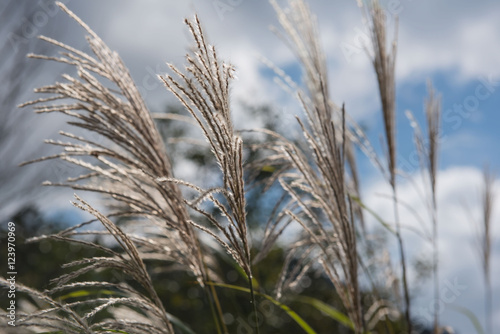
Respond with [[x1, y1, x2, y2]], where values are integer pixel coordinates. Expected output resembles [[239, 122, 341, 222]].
[[449, 305, 485, 334], [220, 253, 260, 290], [295, 296, 354, 330], [58, 289, 117, 301], [261, 165, 276, 173], [208, 282, 318, 334]]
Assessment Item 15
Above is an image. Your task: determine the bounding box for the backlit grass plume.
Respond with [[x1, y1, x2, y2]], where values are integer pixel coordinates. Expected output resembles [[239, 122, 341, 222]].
[[0, 1, 485, 333]]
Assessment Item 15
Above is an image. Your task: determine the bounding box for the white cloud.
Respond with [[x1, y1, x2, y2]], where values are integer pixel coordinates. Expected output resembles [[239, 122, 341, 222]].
[[396, 1, 500, 82], [62, 0, 500, 122]]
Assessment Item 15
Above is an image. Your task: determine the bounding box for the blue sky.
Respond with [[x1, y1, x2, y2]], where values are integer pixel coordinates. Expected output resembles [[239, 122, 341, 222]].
[[2, 0, 500, 332]]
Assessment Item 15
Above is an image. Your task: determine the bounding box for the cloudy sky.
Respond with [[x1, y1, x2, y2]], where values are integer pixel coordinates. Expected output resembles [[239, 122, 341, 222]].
[[2, 0, 500, 332]]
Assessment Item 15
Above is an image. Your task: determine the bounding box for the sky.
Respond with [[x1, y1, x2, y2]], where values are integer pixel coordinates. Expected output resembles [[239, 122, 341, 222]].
[[1, 0, 500, 332]]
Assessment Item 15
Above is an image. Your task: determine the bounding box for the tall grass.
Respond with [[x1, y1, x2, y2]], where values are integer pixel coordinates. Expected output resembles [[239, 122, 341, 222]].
[[475, 167, 495, 334], [0, 1, 494, 333], [361, 2, 413, 331], [406, 82, 442, 333]]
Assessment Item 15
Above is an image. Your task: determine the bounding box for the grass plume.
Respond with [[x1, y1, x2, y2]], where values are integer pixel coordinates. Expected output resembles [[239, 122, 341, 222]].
[[0, 1, 492, 333]]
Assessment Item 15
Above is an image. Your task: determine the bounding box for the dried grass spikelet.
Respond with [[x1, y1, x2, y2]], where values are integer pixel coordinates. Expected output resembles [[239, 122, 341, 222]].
[[477, 166, 495, 334], [158, 15, 254, 288], [0, 199, 178, 334], [479, 167, 494, 287], [363, 1, 398, 188], [0, 277, 93, 333], [406, 81, 442, 332], [462, 166, 495, 334], [68, 195, 176, 333], [157, 15, 262, 330], [264, 0, 364, 331], [361, 1, 414, 330], [19, 1, 207, 288], [13, 2, 231, 332], [424, 83, 441, 202]]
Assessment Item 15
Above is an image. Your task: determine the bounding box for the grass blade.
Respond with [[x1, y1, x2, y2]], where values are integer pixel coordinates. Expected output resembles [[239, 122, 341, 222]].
[[295, 296, 354, 330], [208, 282, 318, 334], [449, 305, 485, 334], [351, 196, 396, 235]]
